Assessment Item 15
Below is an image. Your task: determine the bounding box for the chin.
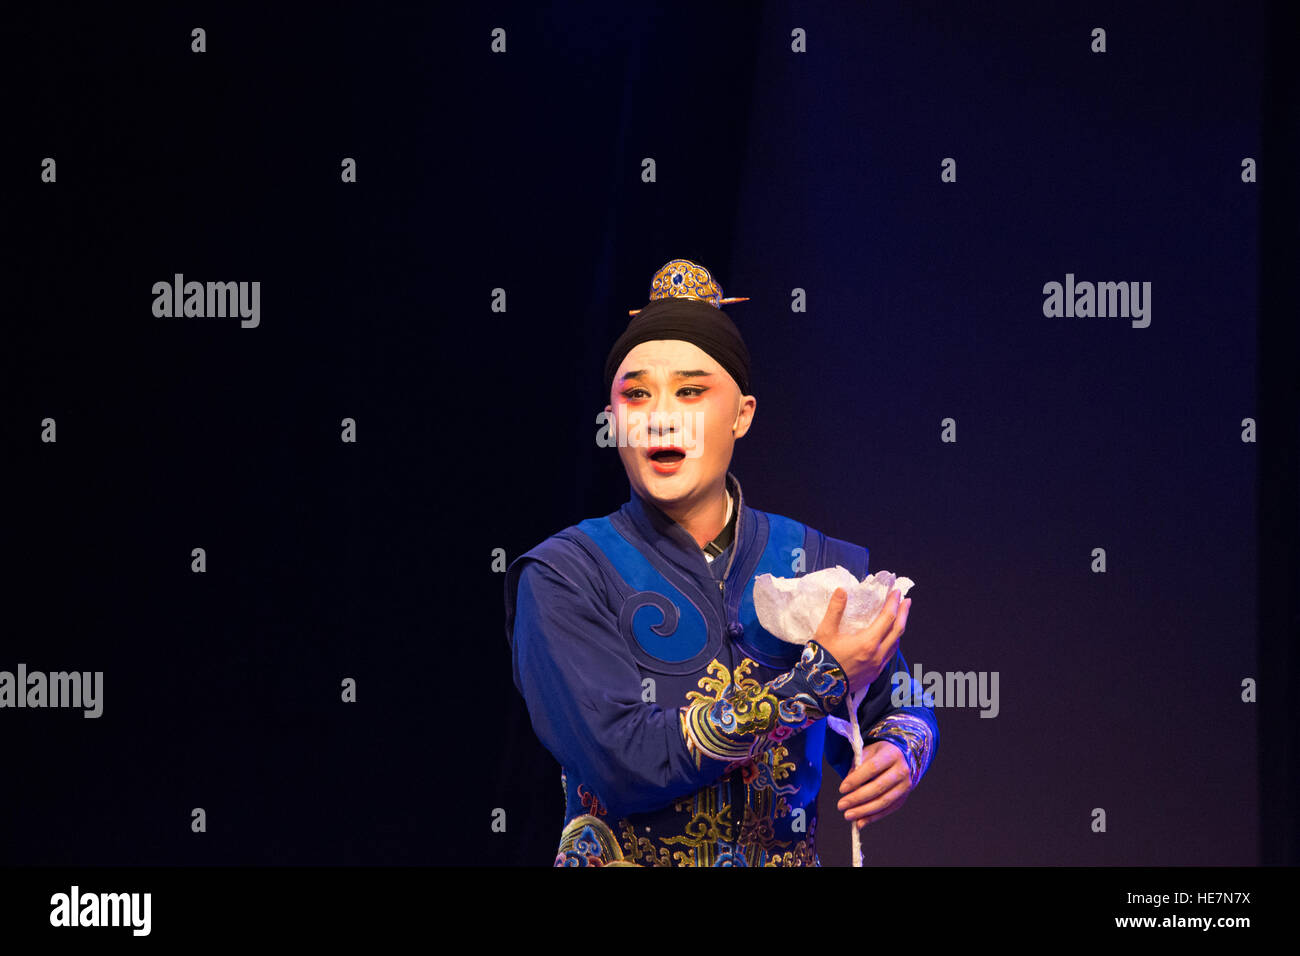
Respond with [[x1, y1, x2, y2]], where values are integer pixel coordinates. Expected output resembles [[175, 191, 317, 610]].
[[640, 476, 689, 501]]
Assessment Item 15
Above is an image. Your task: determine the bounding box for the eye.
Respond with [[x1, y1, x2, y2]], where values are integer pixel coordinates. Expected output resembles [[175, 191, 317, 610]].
[[620, 386, 707, 400]]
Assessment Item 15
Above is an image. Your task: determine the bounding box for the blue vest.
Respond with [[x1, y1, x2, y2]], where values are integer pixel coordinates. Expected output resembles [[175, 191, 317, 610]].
[[531, 494, 868, 865]]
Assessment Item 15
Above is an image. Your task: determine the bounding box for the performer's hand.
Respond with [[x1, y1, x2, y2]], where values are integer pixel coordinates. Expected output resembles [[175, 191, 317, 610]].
[[836, 740, 914, 829], [813, 587, 911, 694]]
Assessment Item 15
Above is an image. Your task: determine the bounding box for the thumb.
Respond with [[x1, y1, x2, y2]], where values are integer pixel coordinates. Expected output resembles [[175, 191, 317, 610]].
[[820, 587, 848, 633]]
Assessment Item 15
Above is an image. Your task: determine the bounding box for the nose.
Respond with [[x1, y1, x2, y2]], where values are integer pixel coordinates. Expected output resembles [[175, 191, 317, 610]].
[[645, 388, 679, 437]]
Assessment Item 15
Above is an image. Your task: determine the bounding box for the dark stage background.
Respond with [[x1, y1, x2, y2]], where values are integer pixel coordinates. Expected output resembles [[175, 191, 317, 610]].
[[6, 1, 1296, 868]]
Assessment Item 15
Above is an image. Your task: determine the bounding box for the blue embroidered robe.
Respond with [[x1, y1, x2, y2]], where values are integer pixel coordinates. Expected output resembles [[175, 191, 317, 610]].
[[503, 472, 937, 866]]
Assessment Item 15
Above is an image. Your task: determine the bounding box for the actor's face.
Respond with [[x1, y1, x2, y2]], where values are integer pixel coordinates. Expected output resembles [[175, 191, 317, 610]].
[[605, 339, 755, 510]]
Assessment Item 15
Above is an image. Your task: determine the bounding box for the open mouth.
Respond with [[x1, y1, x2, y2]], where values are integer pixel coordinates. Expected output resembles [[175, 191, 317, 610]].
[[647, 446, 687, 472]]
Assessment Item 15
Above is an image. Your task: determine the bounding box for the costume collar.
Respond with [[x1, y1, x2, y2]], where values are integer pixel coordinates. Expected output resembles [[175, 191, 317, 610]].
[[702, 489, 737, 560], [620, 471, 750, 580]]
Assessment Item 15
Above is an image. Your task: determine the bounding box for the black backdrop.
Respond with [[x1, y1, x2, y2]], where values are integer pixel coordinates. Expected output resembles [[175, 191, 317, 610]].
[[6, 0, 1296, 868]]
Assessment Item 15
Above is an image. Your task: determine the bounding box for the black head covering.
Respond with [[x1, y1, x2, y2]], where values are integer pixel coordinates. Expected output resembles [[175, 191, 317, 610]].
[[603, 296, 752, 397]]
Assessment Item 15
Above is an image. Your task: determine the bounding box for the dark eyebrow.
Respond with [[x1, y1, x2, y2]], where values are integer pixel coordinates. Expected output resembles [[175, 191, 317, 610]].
[[619, 370, 715, 383]]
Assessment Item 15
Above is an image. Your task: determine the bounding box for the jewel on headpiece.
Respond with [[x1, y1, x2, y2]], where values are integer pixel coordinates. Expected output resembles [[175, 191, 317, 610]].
[[627, 258, 750, 316]]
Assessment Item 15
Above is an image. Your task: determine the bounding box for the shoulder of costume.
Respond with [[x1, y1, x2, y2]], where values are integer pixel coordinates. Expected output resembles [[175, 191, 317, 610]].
[[505, 523, 609, 591], [748, 506, 870, 578]]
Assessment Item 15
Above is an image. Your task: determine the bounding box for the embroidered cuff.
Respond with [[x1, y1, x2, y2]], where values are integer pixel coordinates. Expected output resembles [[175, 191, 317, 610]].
[[865, 713, 935, 787], [786, 640, 851, 722], [678, 643, 849, 768]]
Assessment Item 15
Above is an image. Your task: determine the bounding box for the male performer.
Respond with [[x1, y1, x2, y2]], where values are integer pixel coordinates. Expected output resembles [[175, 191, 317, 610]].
[[503, 259, 937, 866]]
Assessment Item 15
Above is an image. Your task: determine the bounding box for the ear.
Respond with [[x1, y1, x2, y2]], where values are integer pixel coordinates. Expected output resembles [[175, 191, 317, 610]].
[[732, 395, 757, 439]]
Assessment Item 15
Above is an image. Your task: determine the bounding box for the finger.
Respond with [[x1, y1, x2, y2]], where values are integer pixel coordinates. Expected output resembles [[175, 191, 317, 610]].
[[836, 770, 898, 811], [845, 778, 911, 822], [837, 744, 891, 793], [883, 592, 908, 633], [875, 627, 903, 669], [890, 597, 911, 638], [852, 787, 910, 826], [854, 791, 909, 828], [839, 751, 910, 808], [838, 758, 877, 795], [818, 588, 847, 634], [870, 588, 903, 634], [882, 587, 901, 617], [852, 790, 904, 832]]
